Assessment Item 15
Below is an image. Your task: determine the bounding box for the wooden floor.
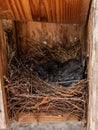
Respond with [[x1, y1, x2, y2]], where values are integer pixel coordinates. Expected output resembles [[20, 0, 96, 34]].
[[18, 113, 78, 123]]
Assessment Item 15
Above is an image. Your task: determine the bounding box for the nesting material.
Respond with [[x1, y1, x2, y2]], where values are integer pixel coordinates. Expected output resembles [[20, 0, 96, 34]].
[[24, 38, 81, 64], [4, 51, 88, 121]]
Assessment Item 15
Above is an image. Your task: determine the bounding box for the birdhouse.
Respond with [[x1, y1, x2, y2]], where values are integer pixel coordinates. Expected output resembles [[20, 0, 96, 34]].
[[0, 0, 97, 130]]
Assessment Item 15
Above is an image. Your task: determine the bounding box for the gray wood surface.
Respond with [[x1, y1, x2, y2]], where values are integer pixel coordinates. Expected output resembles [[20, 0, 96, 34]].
[[3, 122, 86, 130]]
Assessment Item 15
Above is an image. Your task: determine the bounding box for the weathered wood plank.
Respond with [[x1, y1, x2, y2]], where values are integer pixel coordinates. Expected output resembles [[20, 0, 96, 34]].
[[0, 20, 8, 129], [0, 0, 90, 24], [18, 113, 78, 122], [14, 21, 84, 55], [87, 0, 98, 130]]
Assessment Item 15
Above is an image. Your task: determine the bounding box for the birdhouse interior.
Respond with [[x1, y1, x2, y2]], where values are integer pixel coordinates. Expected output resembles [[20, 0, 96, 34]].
[[0, 0, 92, 129], [1, 20, 88, 123]]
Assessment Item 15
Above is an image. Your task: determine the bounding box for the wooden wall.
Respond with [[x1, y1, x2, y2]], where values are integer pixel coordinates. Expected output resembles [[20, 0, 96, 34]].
[[0, 0, 90, 24], [0, 21, 8, 129], [14, 21, 84, 60], [87, 0, 98, 130]]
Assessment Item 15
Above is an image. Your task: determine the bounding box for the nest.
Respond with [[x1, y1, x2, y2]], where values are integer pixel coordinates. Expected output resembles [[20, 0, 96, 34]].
[[4, 51, 88, 121], [21, 37, 81, 64]]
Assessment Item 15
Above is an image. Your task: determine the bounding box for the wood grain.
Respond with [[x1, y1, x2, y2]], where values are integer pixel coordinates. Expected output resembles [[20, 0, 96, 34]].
[[0, 0, 90, 24], [0, 21, 8, 129], [19, 113, 78, 122], [14, 21, 83, 55], [87, 0, 98, 130]]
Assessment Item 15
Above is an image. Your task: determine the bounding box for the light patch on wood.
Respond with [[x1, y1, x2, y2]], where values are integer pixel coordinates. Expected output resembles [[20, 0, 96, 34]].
[[0, 80, 6, 129], [0, 21, 8, 129]]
